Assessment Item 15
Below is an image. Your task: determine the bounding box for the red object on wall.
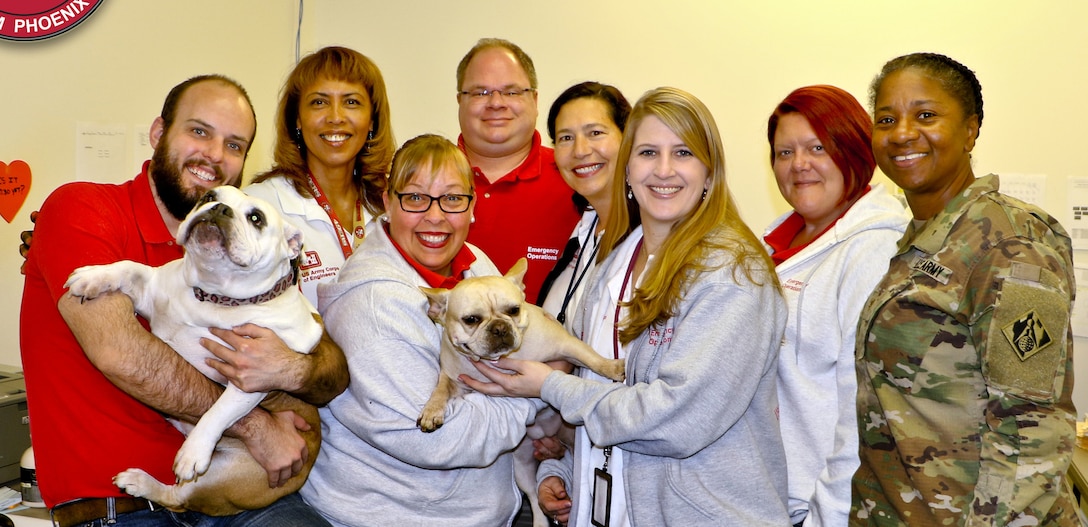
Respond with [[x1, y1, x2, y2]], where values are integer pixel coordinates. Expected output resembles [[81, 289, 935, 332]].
[[0, 160, 32, 223]]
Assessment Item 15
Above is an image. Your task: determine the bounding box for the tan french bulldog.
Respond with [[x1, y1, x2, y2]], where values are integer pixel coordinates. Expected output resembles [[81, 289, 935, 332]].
[[420, 257, 624, 526], [65, 185, 323, 514]]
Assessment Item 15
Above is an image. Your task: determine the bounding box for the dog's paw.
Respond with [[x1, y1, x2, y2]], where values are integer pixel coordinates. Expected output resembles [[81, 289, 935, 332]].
[[114, 468, 158, 498], [417, 408, 446, 433], [64, 265, 122, 300], [173, 442, 213, 482], [602, 358, 626, 382]]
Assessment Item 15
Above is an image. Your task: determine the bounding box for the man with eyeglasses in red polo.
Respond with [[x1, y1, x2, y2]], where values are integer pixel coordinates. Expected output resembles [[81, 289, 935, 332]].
[[455, 38, 580, 304]]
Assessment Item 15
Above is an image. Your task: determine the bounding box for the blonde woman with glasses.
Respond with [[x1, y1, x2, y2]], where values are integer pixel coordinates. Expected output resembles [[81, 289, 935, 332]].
[[305, 134, 555, 527]]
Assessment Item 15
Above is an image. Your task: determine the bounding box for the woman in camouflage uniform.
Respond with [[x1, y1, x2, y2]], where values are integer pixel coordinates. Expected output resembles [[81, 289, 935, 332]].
[[850, 52, 1079, 526]]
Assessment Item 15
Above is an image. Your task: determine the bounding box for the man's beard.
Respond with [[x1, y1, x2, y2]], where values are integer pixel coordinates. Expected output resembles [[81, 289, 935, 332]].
[[150, 137, 225, 221]]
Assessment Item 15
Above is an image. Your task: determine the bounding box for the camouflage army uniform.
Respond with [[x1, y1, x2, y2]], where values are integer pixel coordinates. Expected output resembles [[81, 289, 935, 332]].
[[850, 175, 1079, 526]]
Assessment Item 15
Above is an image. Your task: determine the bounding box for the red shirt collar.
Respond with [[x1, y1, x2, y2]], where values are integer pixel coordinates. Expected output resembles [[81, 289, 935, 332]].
[[386, 224, 477, 288], [764, 212, 808, 266], [764, 185, 872, 266], [457, 131, 544, 184]]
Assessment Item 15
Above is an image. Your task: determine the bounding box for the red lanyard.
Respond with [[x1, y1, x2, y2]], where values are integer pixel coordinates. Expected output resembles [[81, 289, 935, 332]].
[[307, 172, 363, 259], [613, 238, 643, 361]]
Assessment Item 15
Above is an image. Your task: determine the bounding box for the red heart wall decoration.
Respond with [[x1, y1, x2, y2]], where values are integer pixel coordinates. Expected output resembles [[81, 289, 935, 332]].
[[0, 160, 32, 223]]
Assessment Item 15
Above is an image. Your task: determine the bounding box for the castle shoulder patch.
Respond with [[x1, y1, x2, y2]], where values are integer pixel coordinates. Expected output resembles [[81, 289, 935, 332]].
[[1001, 309, 1053, 361], [985, 277, 1068, 402]]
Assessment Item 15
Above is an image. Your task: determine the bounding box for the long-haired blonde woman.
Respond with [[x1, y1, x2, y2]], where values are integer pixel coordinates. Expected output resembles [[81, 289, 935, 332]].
[[466, 87, 790, 526]]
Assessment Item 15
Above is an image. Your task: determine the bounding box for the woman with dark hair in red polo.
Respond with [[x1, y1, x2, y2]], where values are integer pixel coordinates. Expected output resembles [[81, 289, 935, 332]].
[[762, 85, 910, 527]]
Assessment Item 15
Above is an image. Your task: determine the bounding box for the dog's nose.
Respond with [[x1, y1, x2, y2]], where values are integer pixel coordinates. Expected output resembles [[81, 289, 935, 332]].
[[486, 321, 516, 350], [489, 323, 508, 339], [208, 203, 234, 218]]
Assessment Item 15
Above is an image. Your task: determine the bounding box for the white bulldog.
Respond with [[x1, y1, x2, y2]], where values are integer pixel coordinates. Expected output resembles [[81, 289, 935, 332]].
[[65, 185, 323, 513], [419, 257, 625, 527]]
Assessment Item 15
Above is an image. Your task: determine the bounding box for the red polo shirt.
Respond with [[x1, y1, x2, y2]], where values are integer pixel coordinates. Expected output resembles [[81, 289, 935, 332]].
[[460, 131, 580, 304], [20, 162, 185, 506], [764, 186, 872, 265]]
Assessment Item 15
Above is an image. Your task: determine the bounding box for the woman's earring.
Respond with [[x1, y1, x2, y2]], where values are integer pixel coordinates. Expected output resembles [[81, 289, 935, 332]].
[[470, 215, 476, 224], [294, 128, 304, 151], [627, 185, 634, 200], [702, 188, 707, 201]]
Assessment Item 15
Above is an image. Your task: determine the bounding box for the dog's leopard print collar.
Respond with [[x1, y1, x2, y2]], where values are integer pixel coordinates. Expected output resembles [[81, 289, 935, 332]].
[[192, 271, 297, 306]]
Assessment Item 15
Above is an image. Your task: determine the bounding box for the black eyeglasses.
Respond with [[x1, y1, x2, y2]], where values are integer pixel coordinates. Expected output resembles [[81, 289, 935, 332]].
[[395, 192, 474, 213], [457, 87, 535, 102]]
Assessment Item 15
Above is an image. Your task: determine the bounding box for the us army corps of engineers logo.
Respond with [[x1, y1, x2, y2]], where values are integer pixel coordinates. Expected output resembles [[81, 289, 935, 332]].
[[1002, 310, 1053, 361]]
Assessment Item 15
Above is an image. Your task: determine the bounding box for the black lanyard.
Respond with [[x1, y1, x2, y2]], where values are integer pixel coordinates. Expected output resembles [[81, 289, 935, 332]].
[[556, 215, 601, 324]]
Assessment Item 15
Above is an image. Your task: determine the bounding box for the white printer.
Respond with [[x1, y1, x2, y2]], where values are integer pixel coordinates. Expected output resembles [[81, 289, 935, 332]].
[[0, 365, 30, 483]]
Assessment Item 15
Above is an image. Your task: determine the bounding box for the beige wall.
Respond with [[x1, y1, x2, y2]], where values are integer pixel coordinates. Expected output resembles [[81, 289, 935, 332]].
[[1, 1, 299, 371], [4, 1, 1087, 408]]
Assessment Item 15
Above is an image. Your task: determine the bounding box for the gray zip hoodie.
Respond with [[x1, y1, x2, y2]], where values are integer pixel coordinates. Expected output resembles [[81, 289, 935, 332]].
[[303, 225, 544, 527], [762, 183, 909, 526], [542, 226, 790, 526]]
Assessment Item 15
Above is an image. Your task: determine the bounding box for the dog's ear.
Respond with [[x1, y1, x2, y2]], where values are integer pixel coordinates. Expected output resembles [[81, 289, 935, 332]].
[[504, 257, 529, 293], [283, 222, 304, 259], [420, 286, 450, 323]]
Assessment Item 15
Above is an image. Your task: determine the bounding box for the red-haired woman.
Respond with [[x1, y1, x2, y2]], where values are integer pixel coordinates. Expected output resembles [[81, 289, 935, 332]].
[[763, 85, 909, 527]]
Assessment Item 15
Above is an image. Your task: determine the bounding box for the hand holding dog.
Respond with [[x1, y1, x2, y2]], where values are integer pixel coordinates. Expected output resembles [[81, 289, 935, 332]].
[[533, 436, 567, 461], [203, 324, 310, 394], [236, 408, 310, 488], [538, 476, 572, 525], [461, 356, 556, 398], [18, 210, 37, 275], [204, 318, 349, 406]]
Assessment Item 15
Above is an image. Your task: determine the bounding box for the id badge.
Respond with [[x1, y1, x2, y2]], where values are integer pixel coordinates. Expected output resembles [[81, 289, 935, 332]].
[[591, 467, 612, 527]]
